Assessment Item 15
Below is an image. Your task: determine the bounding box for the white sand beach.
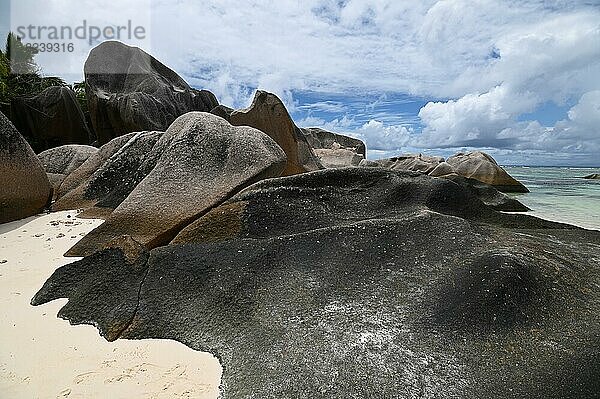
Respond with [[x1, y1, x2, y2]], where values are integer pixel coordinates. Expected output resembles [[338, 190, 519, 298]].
[[0, 211, 221, 399]]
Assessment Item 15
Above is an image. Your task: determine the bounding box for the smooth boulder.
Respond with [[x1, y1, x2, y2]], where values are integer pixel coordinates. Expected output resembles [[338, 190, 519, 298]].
[[446, 151, 529, 193], [301, 127, 366, 168], [368, 153, 444, 174], [85, 41, 218, 145], [10, 86, 92, 152], [442, 174, 529, 212], [34, 168, 599, 399], [53, 132, 162, 218], [65, 112, 286, 256], [301, 127, 366, 156], [54, 133, 138, 202], [1, 111, 51, 223], [230, 91, 322, 176], [428, 161, 455, 177], [37, 145, 98, 192]]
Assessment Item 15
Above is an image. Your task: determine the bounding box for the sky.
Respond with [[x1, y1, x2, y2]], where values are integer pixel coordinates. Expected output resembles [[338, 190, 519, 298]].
[[2, 0, 600, 166]]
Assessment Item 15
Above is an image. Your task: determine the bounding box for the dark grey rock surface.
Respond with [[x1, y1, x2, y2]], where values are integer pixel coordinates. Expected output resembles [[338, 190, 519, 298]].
[[210, 105, 234, 122], [85, 41, 218, 144], [1, 111, 52, 223], [37, 145, 98, 192], [53, 133, 138, 212], [10, 86, 92, 152], [33, 168, 600, 398], [82, 131, 163, 211], [441, 174, 529, 212]]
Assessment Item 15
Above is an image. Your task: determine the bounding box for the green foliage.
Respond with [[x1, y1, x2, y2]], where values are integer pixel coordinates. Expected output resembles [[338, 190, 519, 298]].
[[0, 32, 67, 112], [71, 81, 88, 113]]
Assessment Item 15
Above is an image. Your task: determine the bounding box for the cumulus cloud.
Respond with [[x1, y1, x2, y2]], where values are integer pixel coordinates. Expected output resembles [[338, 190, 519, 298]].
[[413, 8, 600, 163], [417, 85, 539, 148], [353, 120, 413, 151], [416, 90, 600, 165], [299, 116, 414, 152]]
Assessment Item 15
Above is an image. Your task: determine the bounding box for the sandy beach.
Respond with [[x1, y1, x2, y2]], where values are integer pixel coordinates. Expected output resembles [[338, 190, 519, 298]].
[[0, 211, 221, 399]]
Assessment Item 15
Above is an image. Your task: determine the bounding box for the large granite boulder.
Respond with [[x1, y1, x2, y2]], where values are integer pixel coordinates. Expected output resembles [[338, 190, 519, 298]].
[[368, 153, 444, 174], [34, 168, 600, 399], [210, 105, 234, 121], [65, 112, 286, 256], [37, 145, 98, 192], [230, 91, 322, 175], [54, 133, 137, 201], [1, 111, 51, 223], [446, 151, 529, 193], [442, 174, 529, 212], [53, 132, 162, 218], [301, 127, 366, 168], [358, 159, 380, 167], [301, 127, 366, 156], [10, 86, 92, 152], [84, 41, 219, 145], [428, 161, 455, 177]]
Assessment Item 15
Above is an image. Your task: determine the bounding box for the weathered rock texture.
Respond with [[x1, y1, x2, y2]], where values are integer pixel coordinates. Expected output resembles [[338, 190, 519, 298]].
[[37, 145, 98, 192], [301, 127, 366, 168], [442, 174, 529, 212], [53, 133, 138, 206], [210, 105, 234, 121], [33, 168, 600, 399], [84, 41, 218, 145], [230, 91, 322, 175], [65, 112, 286, 256], [582, 173, 600, 179], [429, 161, 455, 177], [368, 153, 444, 174], [446, 151, 529, 193], [53, 132, 162, 219], [10, 86, 92, 152], [1, 111, 51, 223], [301, 127, 366, 155]]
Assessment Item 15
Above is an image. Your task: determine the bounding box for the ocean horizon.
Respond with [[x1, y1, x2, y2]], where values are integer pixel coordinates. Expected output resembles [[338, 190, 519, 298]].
[[504, 166, 600, 231]]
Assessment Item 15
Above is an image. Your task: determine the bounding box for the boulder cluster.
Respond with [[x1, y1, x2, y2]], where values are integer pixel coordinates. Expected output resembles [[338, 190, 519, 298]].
[[1, 41, 599, 398], [361, 151, 529, 193], [2, 40, 529, 224]]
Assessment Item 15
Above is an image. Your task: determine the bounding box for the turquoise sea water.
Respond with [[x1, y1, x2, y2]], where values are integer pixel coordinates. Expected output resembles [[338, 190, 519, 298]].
[[503, 167, 600, 231]]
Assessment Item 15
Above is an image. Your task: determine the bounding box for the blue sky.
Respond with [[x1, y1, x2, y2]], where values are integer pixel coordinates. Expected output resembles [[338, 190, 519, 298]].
[[2, 0, 600, 166]]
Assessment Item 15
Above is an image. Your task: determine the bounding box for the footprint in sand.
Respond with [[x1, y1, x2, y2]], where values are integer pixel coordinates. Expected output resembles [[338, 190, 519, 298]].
[[165, 364, 188, 378], [57, 388, 71, 397], [74, 371, 98, 384]]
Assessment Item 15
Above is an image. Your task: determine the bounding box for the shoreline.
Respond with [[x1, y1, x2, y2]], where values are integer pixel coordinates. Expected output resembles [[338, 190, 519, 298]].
[[0, 211, 222, 399]]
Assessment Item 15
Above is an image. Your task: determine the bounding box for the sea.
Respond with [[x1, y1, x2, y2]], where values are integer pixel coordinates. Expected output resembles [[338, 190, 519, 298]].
[[503, 166, 600, 231]]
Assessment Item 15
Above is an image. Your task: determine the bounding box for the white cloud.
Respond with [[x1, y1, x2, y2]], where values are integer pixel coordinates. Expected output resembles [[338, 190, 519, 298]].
[[299, 116, 414, 152], [414, 10, 600, 161], [417, 85, 540, 148], [417, 89, 600, 164], [354, 120, 412, 151]]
